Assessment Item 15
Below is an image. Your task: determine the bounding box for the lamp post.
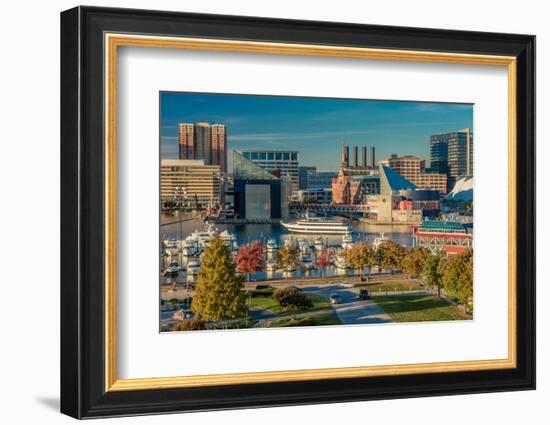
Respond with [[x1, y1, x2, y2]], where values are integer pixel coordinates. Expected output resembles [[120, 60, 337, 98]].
[[174, 186, 188, 269]]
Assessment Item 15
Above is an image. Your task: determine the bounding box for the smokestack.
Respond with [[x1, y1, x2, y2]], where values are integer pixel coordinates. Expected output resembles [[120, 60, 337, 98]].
[[361, 146, 367, 167], [353, 146, 358, 167], [341, 144, 349, 166], [369, 146, 376, 167]]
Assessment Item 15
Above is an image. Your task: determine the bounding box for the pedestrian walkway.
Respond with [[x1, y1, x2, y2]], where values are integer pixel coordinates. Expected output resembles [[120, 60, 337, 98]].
[[332, 299, 392, 325]]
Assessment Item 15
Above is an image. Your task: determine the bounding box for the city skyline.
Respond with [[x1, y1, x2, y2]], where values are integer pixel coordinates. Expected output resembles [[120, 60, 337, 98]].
[[160, 92, 473, 172]]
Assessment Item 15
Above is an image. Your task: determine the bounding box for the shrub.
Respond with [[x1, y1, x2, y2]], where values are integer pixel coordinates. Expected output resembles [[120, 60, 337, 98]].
[[273, 287, 313, 310], [172, 319, 206, 331]]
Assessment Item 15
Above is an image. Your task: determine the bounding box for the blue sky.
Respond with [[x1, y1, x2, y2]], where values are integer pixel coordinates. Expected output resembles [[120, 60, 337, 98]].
[[160, 92, 473, 172]]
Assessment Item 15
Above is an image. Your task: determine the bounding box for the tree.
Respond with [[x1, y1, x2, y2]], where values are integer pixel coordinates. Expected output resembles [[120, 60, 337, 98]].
[[402, 246, 430, 278], [235, 240, 266, 282], [316, 247, 331, 277], [191, 236, 247, 322], [423, 252, 444, 296], [344, 242, 376, 277], [378, 240, 406, 271], [438, 249, 473, 312], [171, 319, 206, 331], [273, 287, 313, 312], [276, 245, 300, 272]]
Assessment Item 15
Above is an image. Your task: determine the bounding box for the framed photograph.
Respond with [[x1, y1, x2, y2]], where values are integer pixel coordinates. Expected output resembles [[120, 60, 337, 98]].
[[60, 6, 535, 419]]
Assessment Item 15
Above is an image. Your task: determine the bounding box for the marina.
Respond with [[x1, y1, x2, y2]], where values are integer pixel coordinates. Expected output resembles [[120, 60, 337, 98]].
[[160, 213, 414, 283]]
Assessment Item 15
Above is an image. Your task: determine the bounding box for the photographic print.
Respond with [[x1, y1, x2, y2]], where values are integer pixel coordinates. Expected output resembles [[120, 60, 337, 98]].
[[159, 92, 474, 332]]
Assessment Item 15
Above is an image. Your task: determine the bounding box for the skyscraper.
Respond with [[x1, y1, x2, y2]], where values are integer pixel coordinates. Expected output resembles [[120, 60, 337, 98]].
[[430, 128, 473, 188], [178, 122, 227, 172], [178, 123, 194, 160], [211, 124, 227, 173]]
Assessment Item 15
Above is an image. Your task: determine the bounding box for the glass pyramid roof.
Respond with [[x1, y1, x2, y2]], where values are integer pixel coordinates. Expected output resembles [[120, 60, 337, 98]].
[[379, 165, 417, 194], [233, 151, 278, 180]]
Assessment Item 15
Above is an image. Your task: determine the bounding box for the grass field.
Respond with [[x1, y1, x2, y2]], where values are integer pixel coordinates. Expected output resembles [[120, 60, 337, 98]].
[[250, 293, 331, 314], [270, 314, 343, 328], [355, 280, 425, 292], [373, 295, 471, 323]]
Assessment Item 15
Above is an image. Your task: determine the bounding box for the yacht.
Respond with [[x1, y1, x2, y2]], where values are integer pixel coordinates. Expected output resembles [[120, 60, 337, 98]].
[[373, 232, 388, 251], [333, 254, 348, 270], [314, 236, 325, 251], [281, 213, 352, 235], [342, 231, 354, 250], [219, 229, 237, 251], [266, 239, 277, 254]]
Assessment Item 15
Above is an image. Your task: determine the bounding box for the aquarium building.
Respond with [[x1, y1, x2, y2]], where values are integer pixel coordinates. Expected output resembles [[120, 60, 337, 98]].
[[232, 152, 290, 220]]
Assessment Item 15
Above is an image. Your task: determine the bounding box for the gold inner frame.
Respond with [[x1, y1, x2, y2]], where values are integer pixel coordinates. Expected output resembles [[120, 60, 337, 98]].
[[104, 33, 517, 392]]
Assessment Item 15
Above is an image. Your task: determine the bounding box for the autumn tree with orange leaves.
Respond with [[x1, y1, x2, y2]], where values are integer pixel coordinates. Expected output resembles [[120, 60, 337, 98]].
[[235, 240, 266, 282], [316, 247, 331, 277]]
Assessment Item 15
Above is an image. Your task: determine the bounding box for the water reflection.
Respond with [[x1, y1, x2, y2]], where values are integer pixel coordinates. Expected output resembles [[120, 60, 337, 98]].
[[160, 214, 414, 281]]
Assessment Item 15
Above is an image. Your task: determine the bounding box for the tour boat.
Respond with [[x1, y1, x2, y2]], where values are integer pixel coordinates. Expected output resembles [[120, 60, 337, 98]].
[[281, 213, 352, 235]]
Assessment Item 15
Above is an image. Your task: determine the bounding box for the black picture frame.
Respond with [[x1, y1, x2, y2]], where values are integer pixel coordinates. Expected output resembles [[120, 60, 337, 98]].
[[61, 5, 536, 419]]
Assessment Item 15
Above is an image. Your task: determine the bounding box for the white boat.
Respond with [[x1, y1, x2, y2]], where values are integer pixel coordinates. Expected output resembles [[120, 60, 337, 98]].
[[314, 236, 325, 251], [373, 232, 388, 251], [219, 229, 237, 251], [266, 261, 277, 272], [342, 231, 353, 250], [163, 238, 180, 256], [281, 213, 352, 235], [333, 255, 348, 270], [266, 239, 277, 253]]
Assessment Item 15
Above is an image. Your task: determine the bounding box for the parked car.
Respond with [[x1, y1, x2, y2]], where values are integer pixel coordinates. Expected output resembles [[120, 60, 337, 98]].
[[255, 284, 272, 290], [359, 289, 370, 300], [339, 281, 355, 288], [329, 294, 342, 304]]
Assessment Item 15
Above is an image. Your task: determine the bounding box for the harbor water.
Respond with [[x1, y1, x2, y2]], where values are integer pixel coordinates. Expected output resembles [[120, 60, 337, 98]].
[[160, 214, 414, 282]]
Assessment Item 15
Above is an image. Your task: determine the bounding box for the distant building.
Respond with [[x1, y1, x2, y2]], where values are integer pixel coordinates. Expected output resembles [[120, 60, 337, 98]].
[[332, 144, 379, 204], [232, 152, 290, 220], [178, 122, 227, 172], [412, 220, 473, 255], [306, 170, 338, 190], [298, 166, 316, 189], [293, 188, 332, 204], [430, 129, 473, 188], [383, 154, 447, 195], [160, 159, 222, 210], [240, 150, 299, 192], [332, 170, 379, 204], [366, 165, 440, 224]]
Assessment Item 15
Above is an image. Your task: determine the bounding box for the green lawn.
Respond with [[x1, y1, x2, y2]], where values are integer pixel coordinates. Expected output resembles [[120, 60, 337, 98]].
[[250, 293, 331, 314], [373, 295, 472, 323], [270, 314, 343, 328], [355, 280, 425, 292]]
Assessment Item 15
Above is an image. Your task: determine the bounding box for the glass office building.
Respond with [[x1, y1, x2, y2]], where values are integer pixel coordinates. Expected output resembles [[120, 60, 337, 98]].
[[233, 152, 284, 220], [239, 150, 299, 192], [429, 128, 473, 189]]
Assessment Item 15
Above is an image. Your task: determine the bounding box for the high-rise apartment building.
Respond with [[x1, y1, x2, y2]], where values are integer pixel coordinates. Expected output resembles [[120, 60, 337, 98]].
[[429, 129, 473, 189], [178, 122, 227, 172], [239, 150, 299, 192], [211, 124, 227, 173]]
